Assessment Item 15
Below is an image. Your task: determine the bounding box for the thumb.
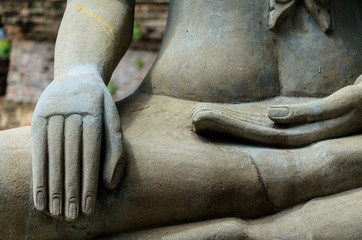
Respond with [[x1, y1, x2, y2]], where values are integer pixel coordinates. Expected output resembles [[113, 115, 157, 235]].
[[102, 87, 126, 189], [268, 85, 360, 124]]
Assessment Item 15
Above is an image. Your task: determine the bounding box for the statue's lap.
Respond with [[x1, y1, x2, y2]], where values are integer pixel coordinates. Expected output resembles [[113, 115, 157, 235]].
[[0, 93, 361, 238]]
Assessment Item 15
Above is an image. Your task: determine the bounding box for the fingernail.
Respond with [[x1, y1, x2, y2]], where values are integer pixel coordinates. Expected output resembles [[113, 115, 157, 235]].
[[268, 107, 290, 118], [68, 202, 77, 220], [52, 197, 61, 216], [85, 196, 94, 215], [36, 191, 44, 210]]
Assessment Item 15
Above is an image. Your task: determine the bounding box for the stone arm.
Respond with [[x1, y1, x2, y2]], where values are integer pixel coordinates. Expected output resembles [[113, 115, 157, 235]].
[[31, 0, 135, 221], [54, 0, 135, 84], [192, 74, 362, 147]]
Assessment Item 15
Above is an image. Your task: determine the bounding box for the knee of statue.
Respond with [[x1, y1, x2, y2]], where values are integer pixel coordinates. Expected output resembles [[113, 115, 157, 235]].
[[141, 0, 279, 103]]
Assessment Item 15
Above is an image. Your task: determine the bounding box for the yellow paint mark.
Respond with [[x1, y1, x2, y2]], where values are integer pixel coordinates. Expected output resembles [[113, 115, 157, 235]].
[[77, 6, 116, 40]]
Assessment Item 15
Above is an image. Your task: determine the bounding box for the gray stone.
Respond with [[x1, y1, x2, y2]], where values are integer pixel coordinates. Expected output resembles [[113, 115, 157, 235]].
[[0, 0, 361, 239]]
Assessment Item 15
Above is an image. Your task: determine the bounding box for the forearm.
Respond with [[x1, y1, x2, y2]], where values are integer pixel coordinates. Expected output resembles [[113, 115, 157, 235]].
[[54, 0, 135, 84]]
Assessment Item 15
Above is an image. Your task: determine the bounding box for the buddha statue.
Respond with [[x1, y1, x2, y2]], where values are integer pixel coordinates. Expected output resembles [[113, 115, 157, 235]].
[[0, 0, 361, 239]]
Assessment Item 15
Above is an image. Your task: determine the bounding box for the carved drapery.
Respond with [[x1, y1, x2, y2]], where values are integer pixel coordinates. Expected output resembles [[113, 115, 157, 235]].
[[268, 0, 331, 33]]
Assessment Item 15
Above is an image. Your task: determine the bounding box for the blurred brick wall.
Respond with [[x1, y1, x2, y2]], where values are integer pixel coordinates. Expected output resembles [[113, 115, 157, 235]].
[[0, 1, 65, 41], [0, 98, 34, 129], [133, 0, 169, 50], [0, 0, 169, 130], [0, 0, 169, 45]]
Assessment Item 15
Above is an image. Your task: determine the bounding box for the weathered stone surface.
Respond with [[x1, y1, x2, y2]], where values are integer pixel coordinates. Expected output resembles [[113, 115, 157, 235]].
[[0, 0, 361, 239], [192, 75, 362, 147], [142, 0, 362, 102], [142, 0, 279, 102], [277, 0, 362, 97], [105, 189, 362, 240], [0, 94, 361, 239]]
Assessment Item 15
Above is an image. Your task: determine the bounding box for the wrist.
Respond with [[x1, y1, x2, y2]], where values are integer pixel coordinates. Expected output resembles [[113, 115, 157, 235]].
[[55, 63, 106, 85]]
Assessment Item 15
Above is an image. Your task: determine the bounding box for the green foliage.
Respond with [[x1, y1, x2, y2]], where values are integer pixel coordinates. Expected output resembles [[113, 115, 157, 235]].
[[107, 83, 117, 95], [135, 58, 144, 69], [0, 39, 11, 60], [133, 24, 142, 40]]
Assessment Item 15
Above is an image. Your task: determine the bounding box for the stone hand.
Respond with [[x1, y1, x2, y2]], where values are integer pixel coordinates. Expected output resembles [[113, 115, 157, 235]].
[[31, 73, 125, 221], [192, 76, 362, 147], [268, 76, 362, 125]]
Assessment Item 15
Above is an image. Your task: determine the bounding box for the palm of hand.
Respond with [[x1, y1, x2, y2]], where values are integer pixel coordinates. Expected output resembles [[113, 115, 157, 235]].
[[192, 78, 362, 147]]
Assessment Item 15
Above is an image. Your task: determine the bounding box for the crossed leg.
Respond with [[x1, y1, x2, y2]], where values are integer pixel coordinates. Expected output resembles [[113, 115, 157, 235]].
[[104, 188, 362, 240], [0, 93, 361, 239]]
